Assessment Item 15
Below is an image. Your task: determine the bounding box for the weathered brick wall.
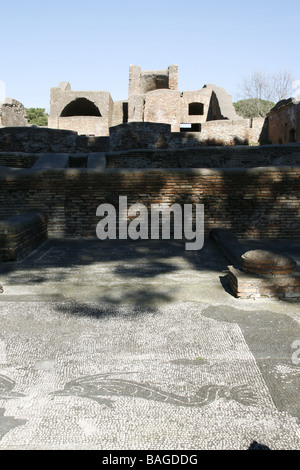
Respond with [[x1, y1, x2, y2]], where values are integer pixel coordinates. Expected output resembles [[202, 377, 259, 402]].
[[0, 121, 268, 154], [0, 128, 110, 153], [110, 122, 171, 151], [0, 211, 47, 261], [199, 120, 250, 145], [0, 167, 299, 239], [2, 144, 300, 170], [106, 145, 300, 168], [57, 116, 109, 136], [180, 89, 212, 125], [0, 99, 28, 127], [144, 90, 182, 132], [250, 117, 269, 144], [112, 101, 128, 127], [268, 101, 300, 144], [0, 153, 39, 168]]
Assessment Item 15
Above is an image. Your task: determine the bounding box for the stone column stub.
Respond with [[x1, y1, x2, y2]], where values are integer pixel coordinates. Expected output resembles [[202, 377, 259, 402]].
[[129, 65, 141, 97], [168, 64, 178, 90]]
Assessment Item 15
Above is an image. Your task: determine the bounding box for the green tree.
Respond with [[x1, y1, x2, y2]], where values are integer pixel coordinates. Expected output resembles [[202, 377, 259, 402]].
[[233, 98, 275, 118], [26, 108, 48, 126]]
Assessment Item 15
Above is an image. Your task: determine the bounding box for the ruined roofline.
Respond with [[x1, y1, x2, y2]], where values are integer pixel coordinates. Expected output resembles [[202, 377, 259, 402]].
[[267, 98, 294, 115], [52, 84, 112, 95], [140, 67, 178, 75]]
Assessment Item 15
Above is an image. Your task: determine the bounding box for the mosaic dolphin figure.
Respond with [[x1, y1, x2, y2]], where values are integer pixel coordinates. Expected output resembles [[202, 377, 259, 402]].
[[53, 373, 257, 409], [0, 375, 25, 399], [0, 408, 27, 440], [0, 375, 27, 440]]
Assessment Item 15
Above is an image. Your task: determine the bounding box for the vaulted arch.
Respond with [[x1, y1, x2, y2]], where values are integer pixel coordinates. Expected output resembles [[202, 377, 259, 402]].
[[60, 98, 101, 117]]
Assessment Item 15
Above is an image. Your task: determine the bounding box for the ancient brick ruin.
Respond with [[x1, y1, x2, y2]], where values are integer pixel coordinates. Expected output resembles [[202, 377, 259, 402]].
[[0, 98, 28, 128], [0, 64, 299, 300], [268, 98, 300, 144], [47, 65, 269, 145], [2, 64, 299, 147], [48, 81, 113, 137]]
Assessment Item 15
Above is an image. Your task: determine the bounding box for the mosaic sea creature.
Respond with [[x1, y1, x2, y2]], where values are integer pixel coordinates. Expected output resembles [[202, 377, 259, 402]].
[[0, 375, 25, 399], [54, 373, 258, 409], [0, 408, 27, 440], [0, 375, 26, 440]]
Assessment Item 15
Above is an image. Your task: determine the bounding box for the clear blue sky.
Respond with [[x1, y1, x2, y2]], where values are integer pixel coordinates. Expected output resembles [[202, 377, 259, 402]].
[[1, 0, 299, 111]]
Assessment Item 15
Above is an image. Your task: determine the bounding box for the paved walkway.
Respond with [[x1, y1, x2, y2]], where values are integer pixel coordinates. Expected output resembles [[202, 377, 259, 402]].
[[0, 238, 299, 450]]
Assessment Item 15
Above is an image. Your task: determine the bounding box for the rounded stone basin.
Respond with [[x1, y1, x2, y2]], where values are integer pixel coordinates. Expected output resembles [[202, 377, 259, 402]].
[[242, 249, 297, 275]]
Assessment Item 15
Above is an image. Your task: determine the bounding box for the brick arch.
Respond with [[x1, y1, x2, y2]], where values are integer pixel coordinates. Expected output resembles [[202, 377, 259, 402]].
[[60, 98, 101, 117]]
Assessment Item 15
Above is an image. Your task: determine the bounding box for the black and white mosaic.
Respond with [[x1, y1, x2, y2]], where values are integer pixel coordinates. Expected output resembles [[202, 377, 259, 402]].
[[0, 301, 299, 450]]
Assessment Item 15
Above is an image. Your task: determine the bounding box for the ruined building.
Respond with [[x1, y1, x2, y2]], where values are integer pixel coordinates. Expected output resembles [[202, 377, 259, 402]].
[[48, 81, 113, 136], [0, 98, 28, 128], [0, 65, 299, 300], [48, 65, 267, 145], [267, 98, 300, 144]]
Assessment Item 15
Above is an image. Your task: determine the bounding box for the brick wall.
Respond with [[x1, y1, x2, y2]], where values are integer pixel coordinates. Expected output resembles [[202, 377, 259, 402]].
[[2, 144, 300, 170], [0, 167, 299, 239], [0, 211, 47, 261], [0, 99, 28, 127], [144, 89, 182, 132], [0, 153, 39, 168], [268, 101, 300, 144], [112, 101, 128, 127], [0, 128, 109, 153], [106, 145, 300, 168], [57, 116, 109, 136]]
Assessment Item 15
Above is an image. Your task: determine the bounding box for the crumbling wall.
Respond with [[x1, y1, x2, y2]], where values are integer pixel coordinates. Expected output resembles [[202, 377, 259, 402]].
[[110, 122, 171, 151], [109, 119, 266, 150], [0, 98, 28, 127], [112, 100, 128, 127], [56, 116, 109, 136], [0, 127, 109, 153], [198, 120, 251, 145], [268, 100, 300, 144], [128, 65, 245, 134], [144, 90, 182, 132], [105, 144, 300, 168], [128, 64, 178, 97], [128, 65, 179, 127], [180, 89, 212, 125], [204, 84, 243, 121], [48, 82, 113, 136]]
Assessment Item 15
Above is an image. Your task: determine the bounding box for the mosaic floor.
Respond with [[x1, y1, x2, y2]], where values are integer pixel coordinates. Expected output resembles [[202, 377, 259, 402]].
[[0, 239, 299, 449]]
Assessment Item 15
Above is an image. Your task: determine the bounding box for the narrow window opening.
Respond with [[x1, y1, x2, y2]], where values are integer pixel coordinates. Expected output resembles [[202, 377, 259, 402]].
[[188, 102, 204, 116]]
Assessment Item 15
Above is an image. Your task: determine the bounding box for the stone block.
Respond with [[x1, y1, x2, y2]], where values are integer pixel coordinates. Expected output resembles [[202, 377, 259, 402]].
[[227, 265, 300, 300], [0, 212, 47, 261], [32, 153, 70, 169], [87, 153, 106, 170]]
